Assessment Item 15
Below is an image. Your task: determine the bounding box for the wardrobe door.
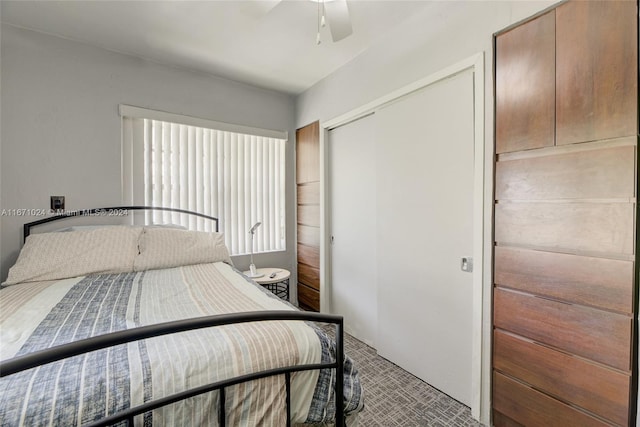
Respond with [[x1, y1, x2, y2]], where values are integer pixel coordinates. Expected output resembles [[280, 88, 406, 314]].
[[329, 114, 378, 346], [495, 10, 555, 154], [376, 70, 475, 407], [556, 0, 638, 145]]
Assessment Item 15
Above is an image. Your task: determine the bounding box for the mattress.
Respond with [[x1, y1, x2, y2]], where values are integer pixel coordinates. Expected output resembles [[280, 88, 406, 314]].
[[0, 262, 363, 426]]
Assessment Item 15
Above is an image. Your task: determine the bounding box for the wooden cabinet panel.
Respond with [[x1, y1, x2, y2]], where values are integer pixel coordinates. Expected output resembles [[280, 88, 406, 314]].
[[296, 122, 320, 184], [297, 204, 320, 227], [494, 288, 632, 370], [494, 246, 634, 313], [298, 263, 319, 290], [556, 1, 638, 145], [494, 202, 634, 255], [494, 1, 637, 422], [495, 145, 635, 201], [297, 182, 320, 205], [298, 283, 320, 311], [298, 244, 319, 269], [496, 11, 555, 153], [296, 122, 321, 311], [494, 330, 630, 425], [493, 372, 610, 427], [297, 224, 320, 248], [493, 410, 524, 427]]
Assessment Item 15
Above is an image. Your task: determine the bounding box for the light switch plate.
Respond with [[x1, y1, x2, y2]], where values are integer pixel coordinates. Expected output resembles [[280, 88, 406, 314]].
[[50, 196, 65, 212]]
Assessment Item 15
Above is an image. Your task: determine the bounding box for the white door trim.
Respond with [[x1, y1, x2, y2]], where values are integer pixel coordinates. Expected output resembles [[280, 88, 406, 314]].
[[318, 52, 488, 423]]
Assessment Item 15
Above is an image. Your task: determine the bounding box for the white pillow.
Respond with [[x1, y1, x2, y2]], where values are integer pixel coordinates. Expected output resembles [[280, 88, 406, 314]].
[[55, 225, 114, 232], [4, 226, 142, 285], [134, 227, 232, 272], [147, 223, 188, 230]]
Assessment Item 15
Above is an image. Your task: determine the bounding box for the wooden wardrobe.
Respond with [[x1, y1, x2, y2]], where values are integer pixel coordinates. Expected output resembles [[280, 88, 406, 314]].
[[296, 121, 321, 311], [493, 1, 638, 426]]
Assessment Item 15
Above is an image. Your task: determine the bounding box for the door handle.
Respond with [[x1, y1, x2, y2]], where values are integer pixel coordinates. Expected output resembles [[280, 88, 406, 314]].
[[461, 257, 473, 273]]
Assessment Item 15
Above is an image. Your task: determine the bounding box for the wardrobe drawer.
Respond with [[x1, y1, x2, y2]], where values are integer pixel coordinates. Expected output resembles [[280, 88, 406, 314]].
[[298, 244, 319, 269], [494, 202, 634, 255], [297, 182, 320, 205], [494, 288, 632, 370], [493, 372, 610, 427], [297, 204, 320, 227], [298, 283, 319, 310], [297, 224, 320, 247], [494, 246, 633, 313], [495, 144, 635, 201], [298, 263, 319, 290], [493, 410, 524, 427], [494, 330, 630, 425]]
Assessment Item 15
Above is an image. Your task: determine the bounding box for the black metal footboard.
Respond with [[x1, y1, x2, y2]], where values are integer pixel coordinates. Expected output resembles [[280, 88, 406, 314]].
[[0, 311, 345, 427]]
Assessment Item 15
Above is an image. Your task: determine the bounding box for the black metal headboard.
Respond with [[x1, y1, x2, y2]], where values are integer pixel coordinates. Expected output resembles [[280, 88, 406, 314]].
[[23, 206, 219, 243]]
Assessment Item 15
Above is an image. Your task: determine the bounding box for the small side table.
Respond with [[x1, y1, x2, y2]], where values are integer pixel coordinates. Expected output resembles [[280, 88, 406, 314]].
[[243, 268, 291, 301]]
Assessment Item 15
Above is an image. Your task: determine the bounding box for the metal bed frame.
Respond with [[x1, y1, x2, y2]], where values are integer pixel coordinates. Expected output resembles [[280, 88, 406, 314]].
[[3, 206, 346, 427], [23, 205, 220, 242]]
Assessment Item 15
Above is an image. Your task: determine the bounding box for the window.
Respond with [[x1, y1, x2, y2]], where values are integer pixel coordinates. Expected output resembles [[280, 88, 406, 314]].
[[121, 106, 286, 256]]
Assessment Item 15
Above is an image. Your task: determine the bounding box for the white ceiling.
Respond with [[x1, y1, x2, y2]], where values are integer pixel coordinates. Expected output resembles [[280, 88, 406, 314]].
[[1, 0, 432, 94]]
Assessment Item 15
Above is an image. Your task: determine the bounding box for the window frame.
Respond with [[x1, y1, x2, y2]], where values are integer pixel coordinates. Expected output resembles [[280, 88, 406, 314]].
[[120, 105, 288, 256]]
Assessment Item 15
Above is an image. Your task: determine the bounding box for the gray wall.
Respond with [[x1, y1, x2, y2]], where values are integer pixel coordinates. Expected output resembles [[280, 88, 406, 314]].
[[295, 1, 556, 423], [0, 25, 297, 288]]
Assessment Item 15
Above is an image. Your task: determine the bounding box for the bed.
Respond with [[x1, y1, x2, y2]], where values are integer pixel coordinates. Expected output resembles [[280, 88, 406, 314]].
[[0, 207, 364, 426]]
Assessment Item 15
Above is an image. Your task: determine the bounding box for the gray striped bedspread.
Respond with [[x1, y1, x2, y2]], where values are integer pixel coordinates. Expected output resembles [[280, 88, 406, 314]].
[[0, 262, 363, 426]]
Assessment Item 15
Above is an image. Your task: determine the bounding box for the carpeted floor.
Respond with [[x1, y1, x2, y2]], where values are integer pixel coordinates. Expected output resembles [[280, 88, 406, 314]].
[[338, 328, 484, 427]]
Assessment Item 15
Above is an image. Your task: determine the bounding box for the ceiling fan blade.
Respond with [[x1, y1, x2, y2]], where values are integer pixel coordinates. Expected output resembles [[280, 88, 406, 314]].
[[324, 0, 353, 42]]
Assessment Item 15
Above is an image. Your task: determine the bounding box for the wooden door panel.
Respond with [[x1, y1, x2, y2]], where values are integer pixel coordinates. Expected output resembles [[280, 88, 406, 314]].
[[494, 288, 632, 370], [297, 244, 320, 269], [298, 263, 320, 290], [494, 246, 634, 314], [298, 283, 320, 311], [297, 224, 320, 248], [297, 204, 320, 227], [556, 1, 638, 145], [493, 372, 610, 427], [297, 182, 320, 205], [493, 411, 524, 427], [296, 122, 321, 311], [495, 145, 635, 200], [496, 11, 555, 153], [494, 202, 634, 255], [296, 122, 320, 184], [494, 330, 630, 425]]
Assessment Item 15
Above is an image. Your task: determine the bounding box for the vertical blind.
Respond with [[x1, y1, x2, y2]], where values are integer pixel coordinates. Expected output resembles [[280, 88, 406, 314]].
[[125, 117, 286, 256]]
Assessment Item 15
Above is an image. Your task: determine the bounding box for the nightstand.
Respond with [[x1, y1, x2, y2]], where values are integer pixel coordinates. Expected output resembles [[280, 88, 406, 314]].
[[243, 268, 291, 301]]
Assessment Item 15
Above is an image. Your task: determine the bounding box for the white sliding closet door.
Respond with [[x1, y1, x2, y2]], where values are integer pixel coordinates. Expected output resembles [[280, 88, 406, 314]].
[[376, 70, 475, 406], [329, 114, 377, 346]]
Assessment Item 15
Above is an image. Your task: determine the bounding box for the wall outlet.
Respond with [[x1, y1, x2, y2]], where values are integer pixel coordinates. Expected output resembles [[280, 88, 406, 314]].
[[50, 196, 65, 212]]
